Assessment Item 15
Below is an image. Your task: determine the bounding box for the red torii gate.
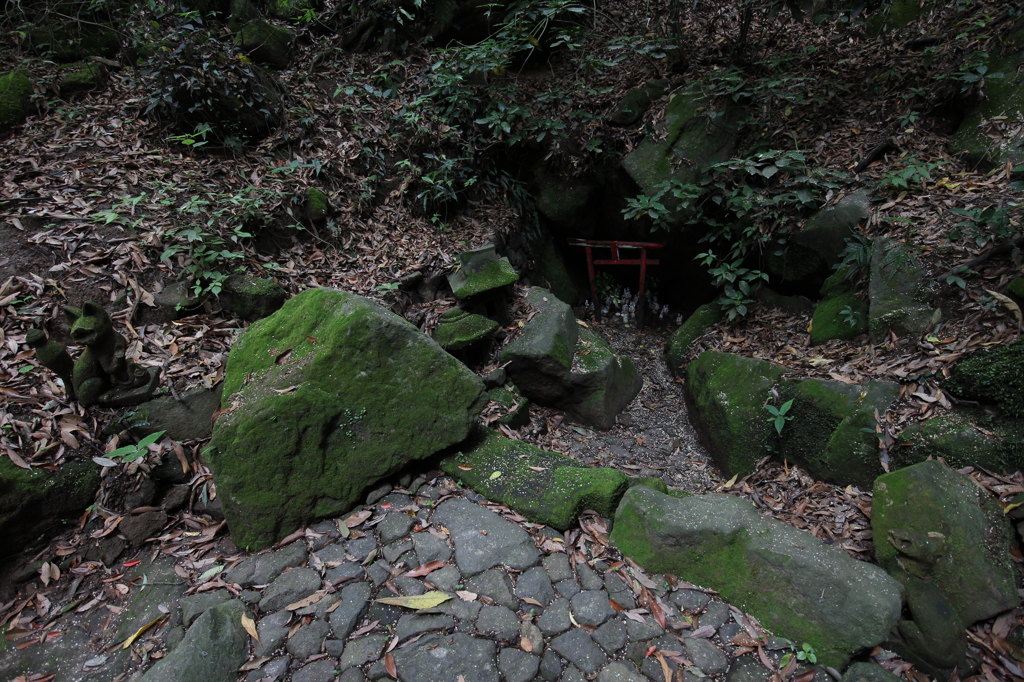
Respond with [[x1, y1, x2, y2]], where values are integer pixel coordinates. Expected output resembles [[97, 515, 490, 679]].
[[567, 239, 665, 327]]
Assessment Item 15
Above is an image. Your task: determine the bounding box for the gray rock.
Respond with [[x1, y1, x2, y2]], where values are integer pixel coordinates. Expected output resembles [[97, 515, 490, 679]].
[[119, 510, 168, 547], [611, 486, 904, 668], [719, 622, 743, 648], [315, 543, 347, 564], [394, 576, 427, 596], [437, 596, 482, 624], [249, 656, 290, 682], [625, 615, 664, 642], [700, 600, 731, 631], [255, 609, 293, 657], [412, 531, 452, 564], [539, 648, 562, 681], [366, 600, 403, 628], [592, 618, 627, 654], [391, 633, 499, 682], [365, 483, 392, 505], [684, 636, 729, 674], [286, 618, 331, 660], [598, 661, 648, 682], [179, 591, 231, 628], [128, 386, 223, 442], [576, 562, 604, 591], [327, 561, 365, 584], [868, 237, 934, 343], [498, 648, 540, 682], [841, 661, 905, 682], [466, 568, 518, 609], [516, 565, 555, 607], [543, 554, 573, 583], [208, 289, 486, 550], [379, 513, 416, 545], [292, 658, 340, 682], [137, 600, 250, 682], [562, 665, 588, 682], [366, 562, 391, 586], [554, 578, 581, 599], [329, 581, 373, 639], [382, 538, 413, 564], [427, 563, 462, 592], [340, 633, 388, 669], [570, 590, 614, 627], [671, 589, 710, 613], [476, 604, 520, 642], [259, 567, 322, 612], [347, 536, 378, 562], [431, 498, 539, 576], [726, 655, 772, 682], [395, 613, 456, 642], [339, 668, 367, 682], [537, 597, 573, 636], [605, 572, 637, 610], [550, 628, 608, 674], [227, 542, 307, 587], [520, 620, 544, 654]]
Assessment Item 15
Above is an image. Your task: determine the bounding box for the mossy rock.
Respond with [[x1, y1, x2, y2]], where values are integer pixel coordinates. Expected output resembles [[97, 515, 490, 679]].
[[684, 351, 786, 478], [235, 20, 295, 70], [208, 288, 485, 550], [486, 386, 530, 429], [58, 62, 104, 97], [1007, 277, 1024, 303], [501, 287, 577, 372], [810, 292, 868, 344], [610, 487, 903, 669], [527, 230, 586, 306], [28, 23, 120, 62], [533, 167, 595, 228], [0, 71, 33, 134], [621, 90, 745, 227], [0, 459, 100, 560], [666, 302, 722, 376], [777, 378, 899, 489], [304, 187, 330, 225], [433, 308, 499, 352], [820, 262, 858, 299], [219, 275, 287, 321], [440, 428, 629, 530], [892, 411, 1024, 474], [946, 337, 1024, 419], [949, 50, 1024, 169], [227, 0, 260, 32], [765, 242, 826, 283], [448, 257, 519, 300], [868, 237, 935, 343], [792, 190, 871, 267], [606, 88, 651, 126], [268, 0, 320, 21], [873, 460, 1019, 625]]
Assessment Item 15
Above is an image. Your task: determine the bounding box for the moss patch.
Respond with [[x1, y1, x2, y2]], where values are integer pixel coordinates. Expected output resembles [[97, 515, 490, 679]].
[[234, 20, 294, 70], [666, 302, 723, 375], [946, 337, 1024, 418], [449, 257, 519, 299], [0, 71, 32, 134], [433, 308, 499, 351], [440, 428, 629, 529], [810, 292, 868, 344]]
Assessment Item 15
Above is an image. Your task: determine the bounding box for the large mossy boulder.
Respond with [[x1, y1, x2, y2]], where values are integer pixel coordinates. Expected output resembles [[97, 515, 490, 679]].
[[610, 486, 903, 669], [873, 460, 1019, 625], [207, 288, 485, 550], [665, 302, 722, 375], [621, 90, 744, 225], [948, 49, 1024, 169], [0, 71, 33, 134], [234, 20, 295, 70], [501, 288, 641, 429], [218, 274, 287, 321], [893, 411, 1024, 474], [440, 428, 630, 530], [684, 351, 786, 478], [946, 337, 1024, 418], [868, 237, 935, 343], [769, 191, 871, 285], [777, 379, 900, 489], [28, 23, 120, 62], [810, 292, 868, 344], [1, 459, 100, 561]]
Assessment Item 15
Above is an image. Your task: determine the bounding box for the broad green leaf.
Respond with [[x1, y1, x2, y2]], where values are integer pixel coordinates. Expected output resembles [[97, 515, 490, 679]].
[[137, 431, 167, 448]]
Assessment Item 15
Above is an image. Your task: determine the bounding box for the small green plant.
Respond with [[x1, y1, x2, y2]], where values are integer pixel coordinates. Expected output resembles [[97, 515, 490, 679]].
[[779, 641, 817, 668], [167, 123, 212, 148], [879, 155, 943, 190], [696, 253, 768, 320], [765, 399, 794, 435], [834, 235, 872, 281], [106, 430, 166, 464], [839, 305, 860, 328]]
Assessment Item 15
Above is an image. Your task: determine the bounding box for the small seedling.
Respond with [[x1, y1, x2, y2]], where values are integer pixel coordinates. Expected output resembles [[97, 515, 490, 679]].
[[108, 430, 167, 464], [764, 399, 794, 435], [839, 305, 860, 328], [796, 642, 817, 664]]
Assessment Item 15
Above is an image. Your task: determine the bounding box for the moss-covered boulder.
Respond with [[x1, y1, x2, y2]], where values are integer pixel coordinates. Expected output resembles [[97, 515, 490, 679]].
[[304, 187, 330, 225], [58, 62, 104, 97], [606, 88, 651, 126], [268, 0, 320, 20], [207, 288, 485, 550], [440, 429, 630, 530], [684, 351, 786, 478], [227, 0, 260, 32], [610, 486, 903, 668], [769, 191, 871, 284], [621, 90, 745, 226], [0, 71, 33, 134], [868, 237, 935, 343], [433, 308, 499, 352], [527, 231, 586, 306], [502, 289, 641, 429], [28, 23, 120, 62], [946, 337, 1024, 419], [219, 274, 287, 321], [447, 246, 519, 300], [778, 379, 899, 489], [235, 20, 295, 70], [949, 49, 1024, 170], [533, 167, 595, 230], [893, 411, 1024, 474], [810, 292, 868, 344], [1, 459, 100, 560], [873, 460, 1019, 625], [665, 302, 722, 375]]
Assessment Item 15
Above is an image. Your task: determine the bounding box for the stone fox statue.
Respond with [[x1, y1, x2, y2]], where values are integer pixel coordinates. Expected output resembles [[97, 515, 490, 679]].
[[64, 302, 154, 407]]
